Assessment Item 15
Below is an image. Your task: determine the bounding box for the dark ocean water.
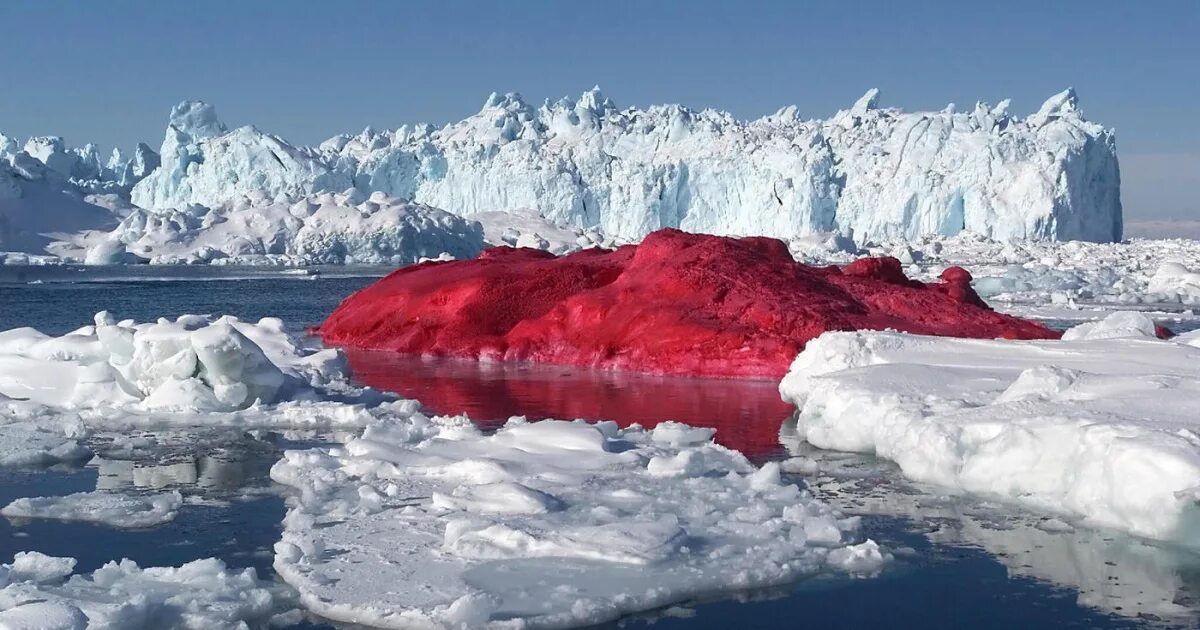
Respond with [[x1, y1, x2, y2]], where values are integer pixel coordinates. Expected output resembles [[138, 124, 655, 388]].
[[1, 265, 1197, 629]]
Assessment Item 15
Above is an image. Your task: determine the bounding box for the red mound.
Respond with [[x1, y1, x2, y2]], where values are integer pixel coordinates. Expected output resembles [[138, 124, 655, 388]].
[[319, 229, 1060, 379]]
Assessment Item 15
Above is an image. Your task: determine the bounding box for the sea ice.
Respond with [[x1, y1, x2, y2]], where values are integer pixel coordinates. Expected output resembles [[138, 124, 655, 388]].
[[779, 312, 1200, 543], [271, 413, 884, 628]]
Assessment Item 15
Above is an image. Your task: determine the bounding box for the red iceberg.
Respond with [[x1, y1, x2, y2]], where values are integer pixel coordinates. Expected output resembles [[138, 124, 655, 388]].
[[318, 229, 1059, 379]]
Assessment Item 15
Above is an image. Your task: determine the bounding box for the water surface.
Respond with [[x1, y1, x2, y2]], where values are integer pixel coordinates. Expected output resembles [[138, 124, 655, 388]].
[[2, 265, 1198, 629]]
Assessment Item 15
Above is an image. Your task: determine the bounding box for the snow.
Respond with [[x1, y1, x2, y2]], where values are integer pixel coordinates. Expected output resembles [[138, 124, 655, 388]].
[[130, 89, 1120, 243], [271, 413, 884, 627], [0, 161, 124, 255], [1, 490, 182, 528], [0, 553, 289, 629], [779, 312, 1200, 544]]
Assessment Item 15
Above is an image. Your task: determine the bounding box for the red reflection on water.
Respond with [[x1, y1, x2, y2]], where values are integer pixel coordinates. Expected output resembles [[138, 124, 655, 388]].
[[345, 350, 793, 460]]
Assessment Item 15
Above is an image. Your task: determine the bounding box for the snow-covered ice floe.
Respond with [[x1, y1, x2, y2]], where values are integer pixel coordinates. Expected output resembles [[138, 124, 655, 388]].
[[779, 312, 1200, 544], [271, 414, 887, 628], [0, 551, 293, 628]]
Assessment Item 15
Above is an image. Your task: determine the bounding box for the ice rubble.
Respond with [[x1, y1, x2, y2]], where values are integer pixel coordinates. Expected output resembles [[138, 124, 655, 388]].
[[130, 89, 1121, 243], [1, 490, 183, 528], [787, 231, 1200, 307], [271, 414, 887, 628], [0, 312, 343, 412], [95, 190, 488, 265], [0, 551, 290, 629], [779, 312, 1200, 544], [0, 313, 407, 471]]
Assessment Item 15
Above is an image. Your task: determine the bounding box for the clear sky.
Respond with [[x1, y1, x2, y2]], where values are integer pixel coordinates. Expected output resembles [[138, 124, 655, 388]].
[[1, 0, 1196, 221]]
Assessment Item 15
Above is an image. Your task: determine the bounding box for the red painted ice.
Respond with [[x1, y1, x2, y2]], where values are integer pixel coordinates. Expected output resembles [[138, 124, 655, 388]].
[[319, 229, 1059, 379]]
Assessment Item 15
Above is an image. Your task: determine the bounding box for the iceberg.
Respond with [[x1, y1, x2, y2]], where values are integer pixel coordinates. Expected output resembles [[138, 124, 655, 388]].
[[132, 88, 1121, 243]]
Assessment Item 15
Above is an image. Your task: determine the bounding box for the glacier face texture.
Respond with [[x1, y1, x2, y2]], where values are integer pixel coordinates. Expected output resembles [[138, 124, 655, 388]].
[[1, 127, 159, 254], [131, 88, 1122, 243]]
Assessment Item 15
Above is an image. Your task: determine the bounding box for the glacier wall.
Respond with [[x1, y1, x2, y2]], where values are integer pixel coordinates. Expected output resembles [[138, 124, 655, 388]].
[[131, 89, 1122, 243]]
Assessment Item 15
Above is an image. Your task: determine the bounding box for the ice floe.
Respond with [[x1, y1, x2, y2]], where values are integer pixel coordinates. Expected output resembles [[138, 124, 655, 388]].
[[271, 413, 886, 628], [779, 311, 1200, 544]]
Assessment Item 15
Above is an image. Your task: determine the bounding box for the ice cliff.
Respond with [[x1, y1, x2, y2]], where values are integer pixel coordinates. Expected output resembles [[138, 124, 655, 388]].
[[131, 88, 1122, 243]]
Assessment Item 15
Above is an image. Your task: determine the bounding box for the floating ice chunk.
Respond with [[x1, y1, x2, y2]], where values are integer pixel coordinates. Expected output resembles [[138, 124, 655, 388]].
[[272, 416, 880, 627], [826, 539, 891, 574], [779, 317, 1200, 544], [649, 421, 716, 447], [0, 555, 287, 629], [6, 552, 76, 584], [2, 491, 182, 528], [0, 315, 397, 444], [0, 422, 90, 468]]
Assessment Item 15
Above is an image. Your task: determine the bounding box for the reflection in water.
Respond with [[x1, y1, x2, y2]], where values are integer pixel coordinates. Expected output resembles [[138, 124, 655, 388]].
[[86, 429, 303, 495], [780, 420, 1200, 625], [346, 350, 795, 460]]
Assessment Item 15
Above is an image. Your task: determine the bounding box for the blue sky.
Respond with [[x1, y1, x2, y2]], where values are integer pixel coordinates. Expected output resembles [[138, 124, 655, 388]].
[[0, 0, 1196, 220]]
